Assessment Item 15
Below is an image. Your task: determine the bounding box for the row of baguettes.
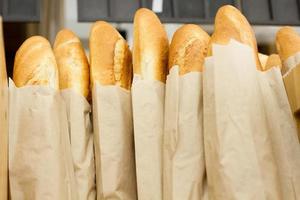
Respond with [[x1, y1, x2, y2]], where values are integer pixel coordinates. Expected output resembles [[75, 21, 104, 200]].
[[12, 8, 169, 97], [12, 5, 300, 95]]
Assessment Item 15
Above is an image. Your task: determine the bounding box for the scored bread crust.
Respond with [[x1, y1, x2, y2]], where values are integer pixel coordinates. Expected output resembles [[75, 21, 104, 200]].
[[208, 5, 262, 70], [89, 21, 132, 90], [13, 36, 58, 89], [264, 54, 282, 71], [169, 24, 210, 74], [133, 8, 169, 82], [53, 29, 90, 98], [276, 26, 300, 62]]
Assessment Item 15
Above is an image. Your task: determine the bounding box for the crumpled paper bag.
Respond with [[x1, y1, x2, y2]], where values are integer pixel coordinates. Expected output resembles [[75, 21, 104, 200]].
[[203, 40, 282, 200], [9, 80, 76, 200], [61, 89, 96, 200], [92, 83, 137, 200], [282, 51, 300, 140], [131, 75, 165, 200], [258, 67, 300, 199], [163, 65, 207, 200]]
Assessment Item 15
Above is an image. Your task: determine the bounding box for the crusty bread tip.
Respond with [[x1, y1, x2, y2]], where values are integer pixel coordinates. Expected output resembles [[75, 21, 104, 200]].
[[264, 54, 282, 71], [259, 53, 268, 70], [208, 5, 262, 70], [54, 29, 90, 98], [13, 36, 58, 89], [276, 26, 300, 62], [89, 21, 132, 90], [169, 24, 210, 74], [133, 8, 169, 82]]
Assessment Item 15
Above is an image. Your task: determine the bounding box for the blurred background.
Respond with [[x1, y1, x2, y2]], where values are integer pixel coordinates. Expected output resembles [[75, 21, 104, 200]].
[[2, 0, 300, 77]]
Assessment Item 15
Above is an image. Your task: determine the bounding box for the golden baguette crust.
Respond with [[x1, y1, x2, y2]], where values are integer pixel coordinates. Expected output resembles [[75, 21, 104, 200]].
[[54, 29, 90, 98], [259, 53, 269, 70], [264, 54, 282, 71], [13, 36, 58, 89], [90, 21, 132, 90], [276, 26, 300, 62], [169, 24, 210, 74], [208, 5, 262, 70], [133, 8, 169, 82]]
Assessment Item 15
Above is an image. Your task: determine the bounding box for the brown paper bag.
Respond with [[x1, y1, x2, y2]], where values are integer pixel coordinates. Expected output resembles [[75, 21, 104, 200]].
[[61, 90, 96, 200], [9, 80, 76, 200], [131, 75, 165, 200], [92, 84, 137, 200], [203, 40, 282, 200], [258, 68, 300, 199], [282, 52, 300, 141], [0, 16, 8, 200], [163, 66, 206, 200]]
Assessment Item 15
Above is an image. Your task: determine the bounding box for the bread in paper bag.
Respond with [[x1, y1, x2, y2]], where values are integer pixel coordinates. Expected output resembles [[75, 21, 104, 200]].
[[276, 27, 300, 140], [204, 5, 282, 200], [132, 8, 168, 200], [9, 36, 76, 200], [90, 21, 137, 200], [54, 29, 96, 200], [164, 24, 209, 200], [257, 63, 300, 199]]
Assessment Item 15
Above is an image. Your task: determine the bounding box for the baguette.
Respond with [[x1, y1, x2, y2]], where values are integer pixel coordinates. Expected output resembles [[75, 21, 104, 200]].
[[13, 36, 58, 89], [169, 24, 210, 74], [54, 29, 90, 98], [133, 8, 169, 82], [264, 54, 282, 71], [208, 5, 262, 70], [276, 26, 300, 62], [89, 21, 132, 90]]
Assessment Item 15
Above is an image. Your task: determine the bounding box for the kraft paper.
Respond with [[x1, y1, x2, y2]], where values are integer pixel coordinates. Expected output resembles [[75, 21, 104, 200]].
[[9, 80, 76, 200], [131, 75, 165, 200], [61, 89, 96, 200], [163, 66, 207, 200], [92, 84, 137, 200], [203, 40, 282, 200]]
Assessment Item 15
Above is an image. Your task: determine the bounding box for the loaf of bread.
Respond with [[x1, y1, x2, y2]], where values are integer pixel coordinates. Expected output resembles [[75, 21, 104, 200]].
[[208, 5, 262, 70], [169, 24, 210, 74], [13, 36, 58, 89], [276, 26, 300, 62], [90, 21, 132, 90], [54, 29, 90, 98], [133, 8, 169, 82]]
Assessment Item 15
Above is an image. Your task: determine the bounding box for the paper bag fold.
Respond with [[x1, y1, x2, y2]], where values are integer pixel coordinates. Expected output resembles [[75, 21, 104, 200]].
[[164, 66, 206, 200], [258, 68, 300, 199], [282, 52, 300, 140], [203, 40, 282, 200], [61, 89, 96, 200]]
